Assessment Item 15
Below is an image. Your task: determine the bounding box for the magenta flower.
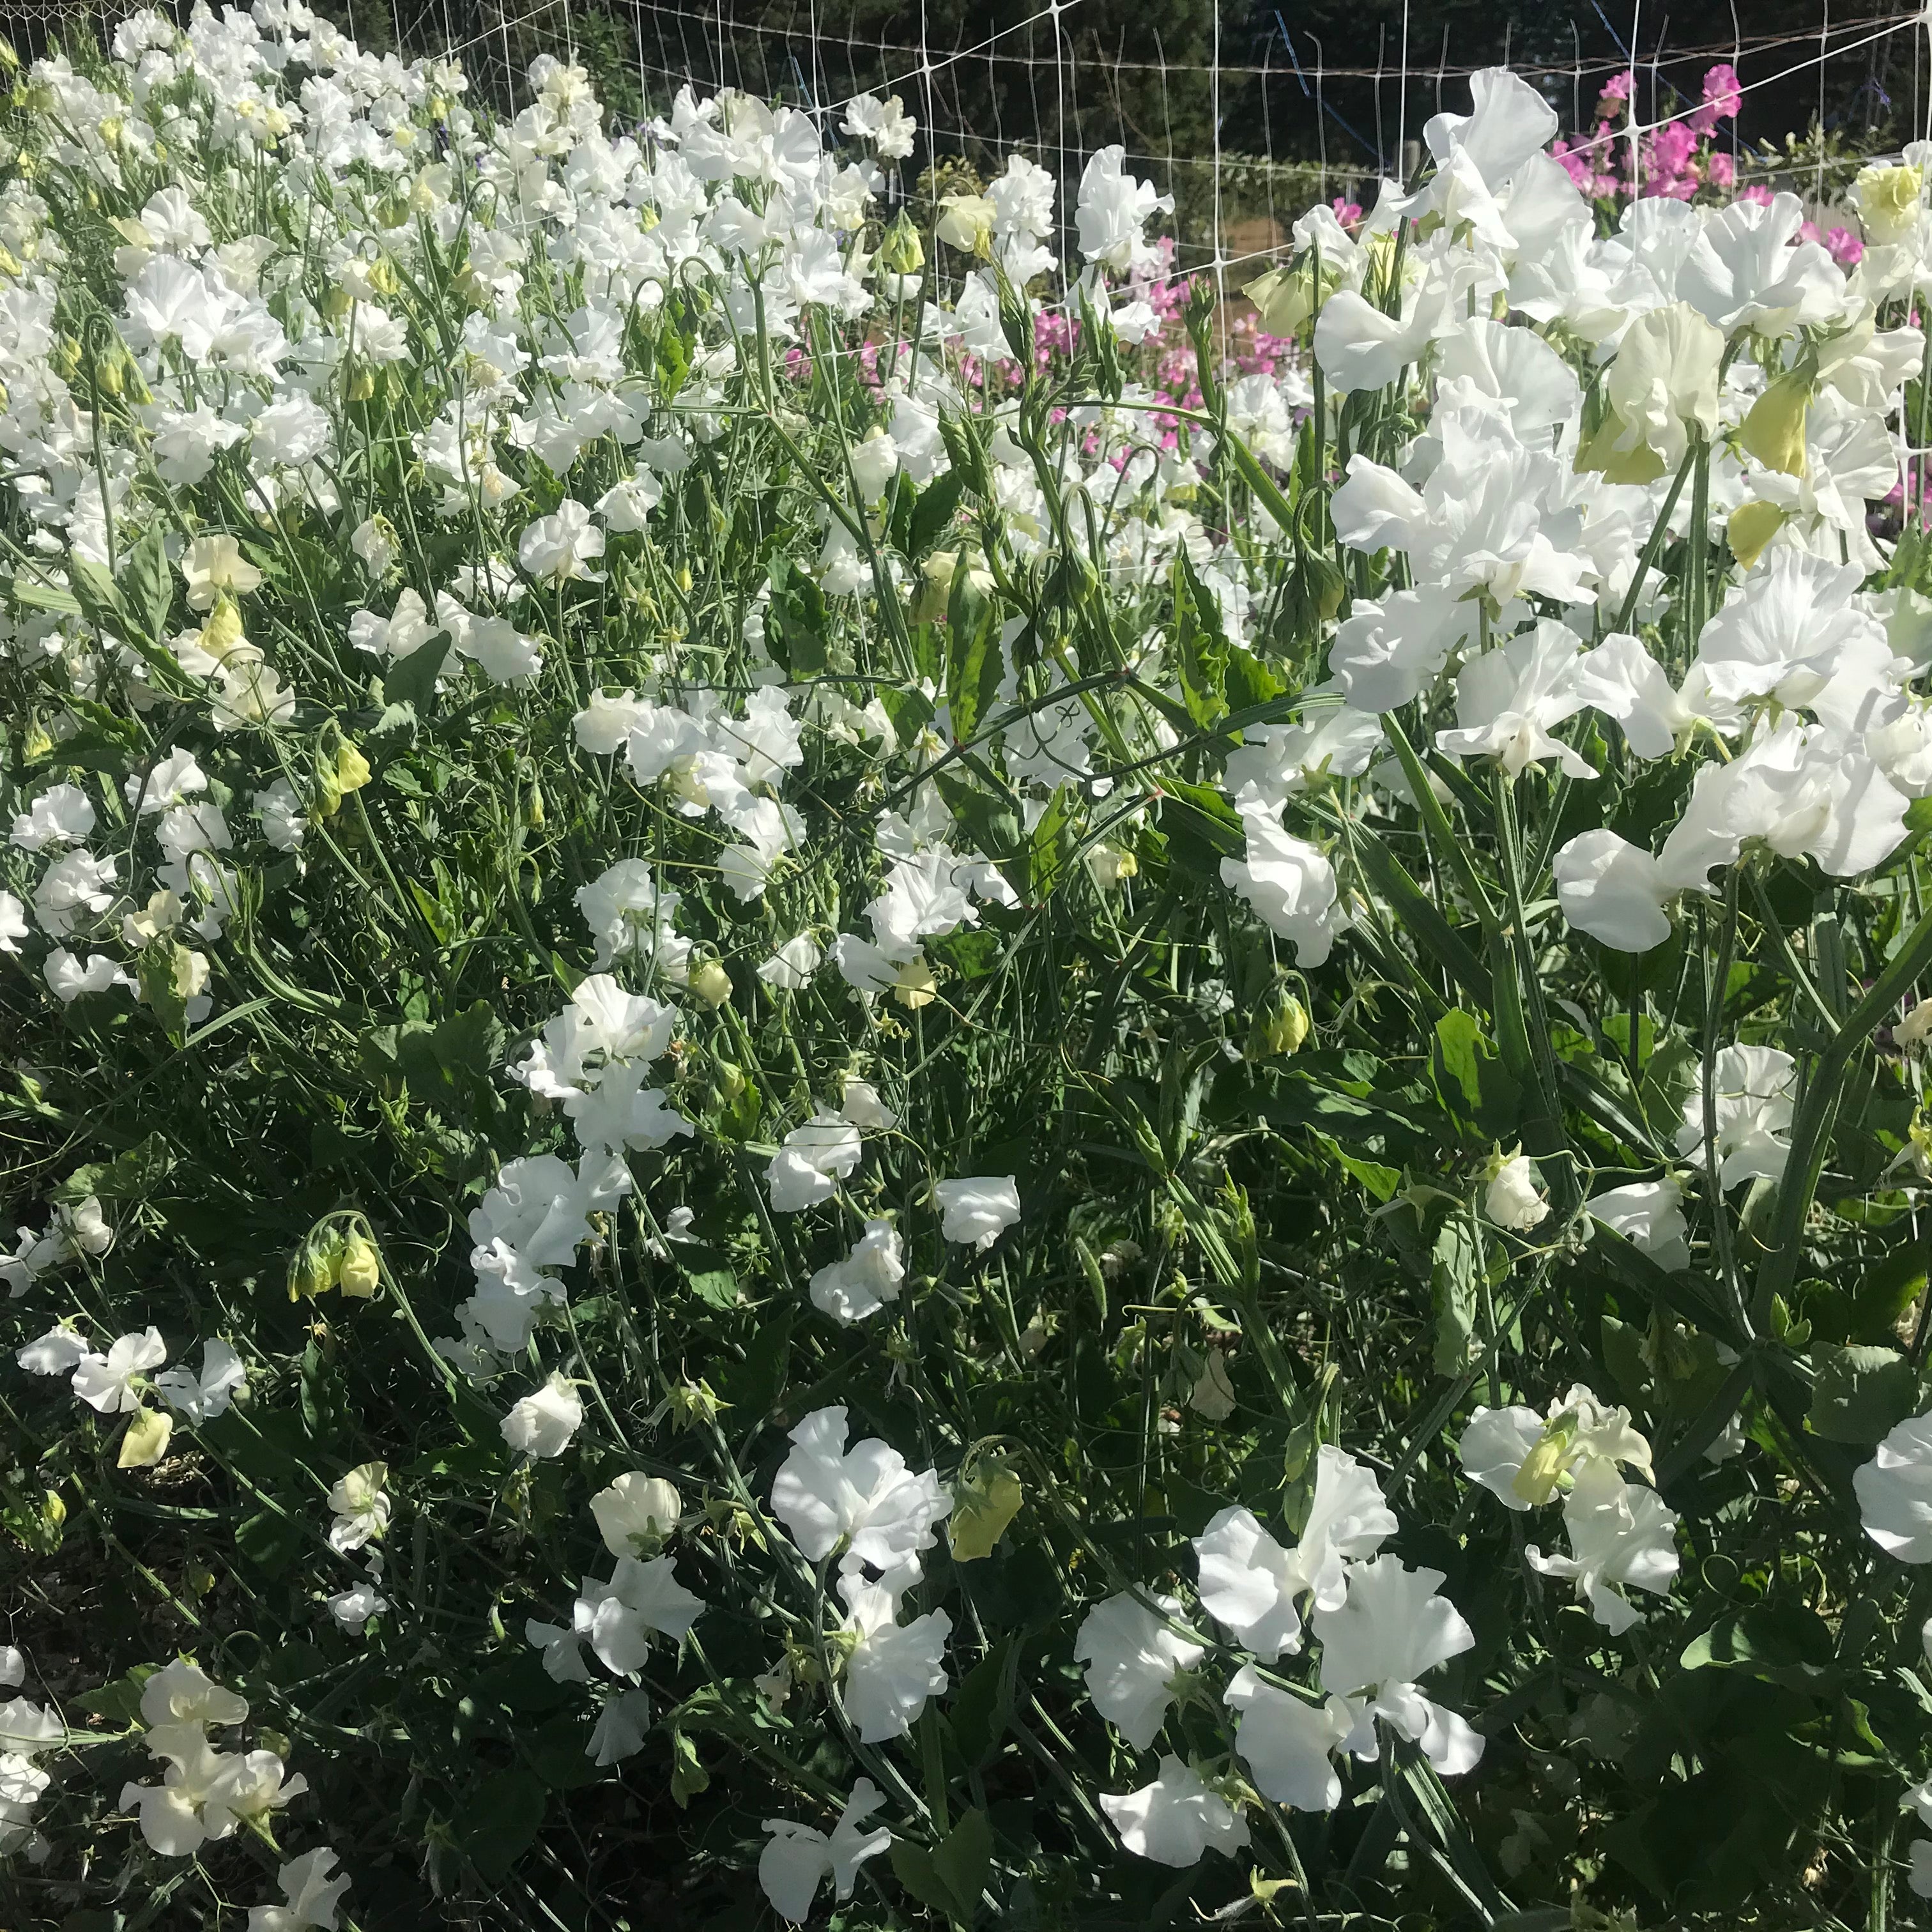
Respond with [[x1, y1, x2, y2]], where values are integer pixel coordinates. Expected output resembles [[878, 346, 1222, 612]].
[[1702, 62, 1742, 121], [1826, 226, 1864, 267]]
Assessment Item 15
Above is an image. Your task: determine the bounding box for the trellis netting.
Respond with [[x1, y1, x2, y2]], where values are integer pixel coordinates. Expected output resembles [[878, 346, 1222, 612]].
[[15, 2, 1932, 1929]]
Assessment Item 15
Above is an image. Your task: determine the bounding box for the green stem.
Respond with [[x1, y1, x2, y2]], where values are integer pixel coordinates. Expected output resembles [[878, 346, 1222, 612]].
[[1755, 900, 1932, 1324]]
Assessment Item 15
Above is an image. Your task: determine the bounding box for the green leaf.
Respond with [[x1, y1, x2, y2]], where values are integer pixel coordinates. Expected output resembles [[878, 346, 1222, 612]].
[[1600, 1314, 1652, 1410], [889, 1839, 960, 1919], [1225, 642, 1283, 714], [676, 1243, 741, 1310], [945, 575, 1003, 744], [668, 1725, 709, 1805], [1432, 1009, 1488, 1110], [6, 569, 81, 615], [1681, 1601, 1838, 1689], [878, 681, 935, 747], [1431, 1213, 1482, 1377], [654, 316, 691, 401], [1174, 550, 1229, 727], [458, 1769, 547, 1883], [27, 723, 143, 775], [930, 928, 1002, 979], [1430, 1007, 1521, 1133], [715, 1301, 792, 1414], [72, 1664, 158, 1723], [68, 555, 128, 637], [119, 529, 172, 643], [394, 1001, 504, 1121], [934, 768, 1026, 896], [1158, 779, 1244, 873], [905, 468, 965, 561], [893, 1809, 993, 1922], [236, 1508, 307, 1576], [1808, 1343, 1919, 1443], [382, 635, 452, 711], [768, 556, 829, 678], [1027, 784, 1075, 901], [949, 1634, 1020, 1766], [54, 1133, 173, 1202], [931, 1807, 993, 1917], [524, 1711, 603, 1790], [137, 939, 190, 1045], [1315, 1134, 1400, 1204]]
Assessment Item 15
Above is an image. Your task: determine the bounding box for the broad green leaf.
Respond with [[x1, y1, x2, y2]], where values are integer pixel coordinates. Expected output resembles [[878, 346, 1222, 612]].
[[1174, 549, 1229, 727], [1431, 1213, 1482, 1377], [236, 1508, 306, 1576], [458, 1770, 547, 1882], [1027, 784, 1075, 901], [383, 634, 452, 711], [1808, 1343, 1919, 1443], [945, 574, 1003, 744], [119, 529, 172, 642], [905, 468, 965, 560], [949, 1634, 1021, 1766], [930, 1808, 993, 1918]]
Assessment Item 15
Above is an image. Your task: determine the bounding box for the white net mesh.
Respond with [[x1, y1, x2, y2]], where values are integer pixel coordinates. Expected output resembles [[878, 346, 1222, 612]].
[[10, 0, 1929, 272]]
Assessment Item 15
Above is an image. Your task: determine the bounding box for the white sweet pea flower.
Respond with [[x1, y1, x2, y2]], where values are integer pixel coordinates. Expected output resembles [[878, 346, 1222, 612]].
[[808, 1220, 905, 1323], [766, 1114, 863, 1212], [590, 1473, 682, 1557], [769, 1405, 951, 1569], [1219, 802, 1346, 967], [1855, 1412, 1932, 1563], [1075, 146, 1171, 275], [1072, 1592, 1206, 1751], [326, 1463, 391, 1552], [838, 1078, 898, 1130], [1223, 1666, 1353, 1812], [72, 1328, 167, 1413], [324, 1579, 388, 1634], [1483, 1151, 1549, 1232], [1435, 622, 1595, 779], [1455, 1406, 1548, 1512], [1311, 1556, 1485, 1777], [516, 498, 605, 583], [757, 933, 822, 990], [1586, 1176, 1690, 1271], [501, 1374, 585, 1459], [585, 1687, 654, 1767], [1526, 1458, 1681, 1633], [525, 1614, 590, 1683], [758, 1779, 893, 1923], [933, 1174, 1020, 1247], [244, 1846, 350, 1932], [836, 1570, 951, 1742], [1460, 1383, 1656, 1512], [154, 1340, 247, 1422], [1675, 1042, 1798, 1188], [17, 1326, 91, 1376], [1552, 829, 1675, 953], [1193, 1446, 1397, 1655], [571, 1556, 704, 1674], [1099, 1754, 1251, 1866], [10, 783, 96, 853]]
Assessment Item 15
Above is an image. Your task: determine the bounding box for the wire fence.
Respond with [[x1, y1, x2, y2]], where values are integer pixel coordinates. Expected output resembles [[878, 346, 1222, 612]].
[[9, 0, 1931, 272]]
